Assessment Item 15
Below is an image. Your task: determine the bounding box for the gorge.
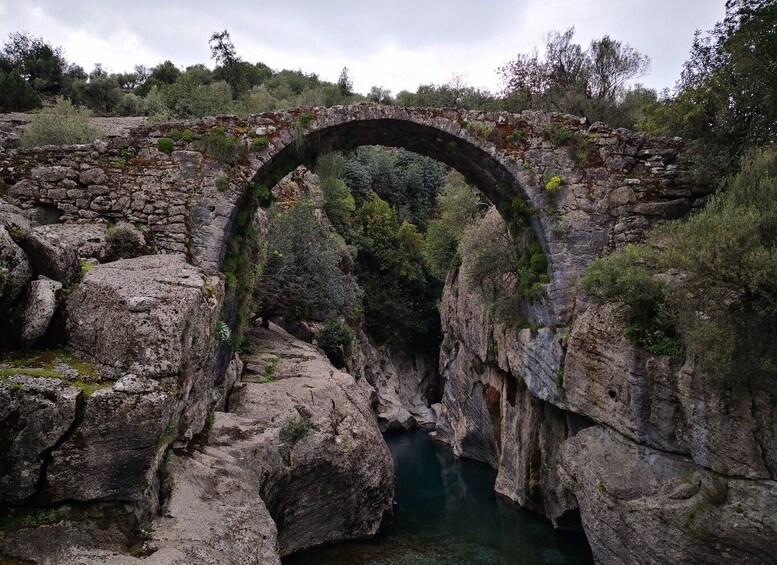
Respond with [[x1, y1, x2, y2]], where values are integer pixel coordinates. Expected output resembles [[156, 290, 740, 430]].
[[0, 104, 775, 565]]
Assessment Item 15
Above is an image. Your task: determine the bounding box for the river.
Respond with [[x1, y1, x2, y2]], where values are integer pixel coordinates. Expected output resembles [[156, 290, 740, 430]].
[[285, 428, 594, 564]]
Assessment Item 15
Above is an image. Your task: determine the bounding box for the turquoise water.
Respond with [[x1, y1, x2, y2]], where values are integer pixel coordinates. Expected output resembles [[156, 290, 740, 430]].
[[284, 429, 593, 565]]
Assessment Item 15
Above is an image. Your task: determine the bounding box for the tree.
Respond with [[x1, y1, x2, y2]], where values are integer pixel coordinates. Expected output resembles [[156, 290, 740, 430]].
[[209, 29, 247, 98], [70, 77, 122, 114], [337, 67, 353, 97], [258, 201, 361, 323], [1, 32, 67, 93], [499, 28, 651, 126], [639, 0, 777, 183], [0, 69, 41, 111]]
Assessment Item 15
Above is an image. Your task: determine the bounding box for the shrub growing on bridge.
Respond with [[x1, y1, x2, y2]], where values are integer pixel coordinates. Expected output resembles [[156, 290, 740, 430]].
[[21, 97, 101, 147]]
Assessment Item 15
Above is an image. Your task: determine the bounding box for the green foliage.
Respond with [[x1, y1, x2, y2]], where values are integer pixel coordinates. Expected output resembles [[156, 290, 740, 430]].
[[341, 146, 446, 228], [625, 321, 681, 356], [353, 194, 441, 347], [0, 69, 41, 111], [499, 28, 651, 127], [545, 175, 564, 192], [1, 32, 67, 94], [321, 176, 355, 232], [316, 320, 355, 369], [498, 196, 534, 235], [69, 77, 122, 114], [258, 201, 361, 323], [550, 127, 573, 146], [21, 97, 101, 147], [422, 219, 459, 280], [460, 211, 545, 325], [250, 137, 269, 151], [279, 411, 311, 445], [581, 244, 666, 322], [198, 127, 247, 164], [464, 120, 493, 139], [168, 129, 182, 141], [215, 321, 231, 343], [638, 2, 777, 183], [506, 127, 527, 146], [157, 137, 174, 155], [298, 112, 315, 127], [651, 149, 777, 387], [214, 175, 229, 192], [182, 128, 195, 142], [250, 181, 272, 207]]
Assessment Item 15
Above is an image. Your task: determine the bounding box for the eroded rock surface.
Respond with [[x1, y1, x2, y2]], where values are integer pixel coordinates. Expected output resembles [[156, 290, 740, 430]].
[[131, 323, 394, 563], [20, 277, 62, 345], [560, 426, 777, 565], [0, 375, 80, 503]]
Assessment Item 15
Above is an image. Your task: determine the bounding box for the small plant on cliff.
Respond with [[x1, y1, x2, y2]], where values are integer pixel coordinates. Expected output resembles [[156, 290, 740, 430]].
[[545, 175, 565, 192], [464, 120, 493, 139], [279, 409, 311, 445], [215, 321, 231, 343], [215, 175, 229, 192], [250, 137, 269, 151], [21, 97, 101, 147], [157, 137, 174, 155]]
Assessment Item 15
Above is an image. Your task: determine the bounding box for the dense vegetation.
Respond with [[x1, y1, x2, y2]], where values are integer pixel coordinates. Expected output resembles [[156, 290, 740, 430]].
[[582, 1, 777, 390]]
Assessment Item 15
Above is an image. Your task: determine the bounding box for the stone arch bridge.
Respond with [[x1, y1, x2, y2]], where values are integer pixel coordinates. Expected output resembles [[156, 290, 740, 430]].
[[1, 103, 702, 326]]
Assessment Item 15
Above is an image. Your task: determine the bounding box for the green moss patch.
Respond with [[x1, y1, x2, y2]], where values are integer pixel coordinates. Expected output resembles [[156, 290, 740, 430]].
[[0, 349, 108, 396]]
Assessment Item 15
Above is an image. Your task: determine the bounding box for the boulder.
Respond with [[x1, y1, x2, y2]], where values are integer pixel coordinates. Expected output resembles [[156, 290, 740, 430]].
[[21, 277, 62, 345], [22, 224, 83, 285], [66, 254, 221, 381], [46, 375, 175, 503], [0, 225, 32, 312], [0, 374, 81, 503]]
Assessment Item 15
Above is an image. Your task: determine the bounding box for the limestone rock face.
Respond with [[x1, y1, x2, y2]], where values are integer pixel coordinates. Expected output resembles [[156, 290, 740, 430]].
[[233, 324, 395, 556], [564, 302, 777, 480], [46, 375, 176, 504], [0, 375, 81, 503], [560, 426, 777, 565], [347, 326, 441, 431], [20, 277, 62, 345], [0, 224, 32, 313], [113, 324, 394, 563], [22, 224, 83, 285]]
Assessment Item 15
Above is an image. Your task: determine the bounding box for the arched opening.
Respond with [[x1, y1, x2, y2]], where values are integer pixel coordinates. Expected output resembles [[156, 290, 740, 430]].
[[215, 113, 590, 562]]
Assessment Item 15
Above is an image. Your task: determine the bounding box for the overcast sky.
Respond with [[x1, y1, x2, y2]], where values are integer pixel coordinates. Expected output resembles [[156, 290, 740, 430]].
[[0, 0, 724, 95]]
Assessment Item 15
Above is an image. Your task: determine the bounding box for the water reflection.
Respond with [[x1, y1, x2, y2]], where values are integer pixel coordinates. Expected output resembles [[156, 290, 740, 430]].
[[284, 429, 593, 565]]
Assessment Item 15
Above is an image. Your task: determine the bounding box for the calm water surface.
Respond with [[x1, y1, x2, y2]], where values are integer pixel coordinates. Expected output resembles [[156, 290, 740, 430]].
[[284, 429, 593, 565]]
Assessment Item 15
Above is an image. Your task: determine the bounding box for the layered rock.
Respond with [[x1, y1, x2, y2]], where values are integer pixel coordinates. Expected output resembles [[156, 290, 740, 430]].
[[436, 231, 777, 562], [347, 326, 441, 431]]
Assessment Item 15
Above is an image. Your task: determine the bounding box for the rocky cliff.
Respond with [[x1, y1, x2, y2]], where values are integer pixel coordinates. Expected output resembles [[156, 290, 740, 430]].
[[435, 212, 777, 564]]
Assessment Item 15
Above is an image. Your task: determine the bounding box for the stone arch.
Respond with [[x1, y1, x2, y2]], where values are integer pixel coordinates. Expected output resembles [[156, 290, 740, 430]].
[[221, 106, 565, 326]]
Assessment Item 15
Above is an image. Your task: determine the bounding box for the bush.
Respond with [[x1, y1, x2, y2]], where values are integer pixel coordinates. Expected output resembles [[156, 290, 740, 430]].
[[279, 412, 311, 445], [581, 244, 666, 322], [157, 137, 174, 155], [316, 320, 355, 369], [422, 219, 458, 280], [21, 97, 101, 147], [321, 176, 355, 232], [198, 127, 246, 164], [652, 149, 777, 387]]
